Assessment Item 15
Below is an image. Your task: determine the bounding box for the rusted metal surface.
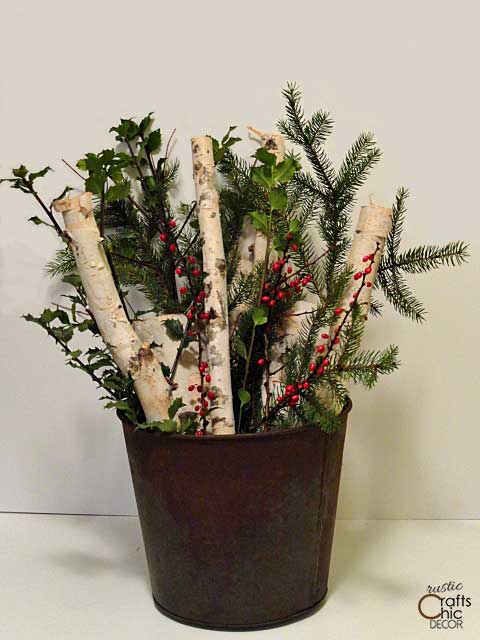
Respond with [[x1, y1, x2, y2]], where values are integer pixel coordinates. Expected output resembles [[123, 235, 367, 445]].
[[122, 400, 351, 630]]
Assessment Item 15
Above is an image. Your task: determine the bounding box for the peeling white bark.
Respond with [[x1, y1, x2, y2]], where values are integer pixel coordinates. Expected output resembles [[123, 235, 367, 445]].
[[320, 201, 392, 412], [191, 137, 235, 434], [133, 314, 200, 413], [337, 202, 392, 324], [53, 192, 171, 422]]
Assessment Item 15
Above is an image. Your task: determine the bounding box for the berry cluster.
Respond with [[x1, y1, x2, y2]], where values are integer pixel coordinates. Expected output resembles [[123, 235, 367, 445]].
[[186, 362, 216, 436], [268, 249, 379, 419], [159, 218, 178, 252]]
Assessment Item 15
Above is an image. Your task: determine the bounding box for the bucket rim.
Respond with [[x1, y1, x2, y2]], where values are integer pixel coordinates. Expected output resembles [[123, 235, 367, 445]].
[[120, 398, 352, 442]]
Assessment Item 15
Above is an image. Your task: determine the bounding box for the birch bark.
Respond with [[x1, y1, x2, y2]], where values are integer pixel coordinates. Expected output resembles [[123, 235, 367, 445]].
[[320, 201, 392, 411], [53, 192, 171, 422], [191, 137, 235, 434]]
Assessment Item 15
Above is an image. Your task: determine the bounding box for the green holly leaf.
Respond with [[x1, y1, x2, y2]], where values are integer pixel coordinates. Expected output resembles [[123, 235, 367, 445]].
[[138, 113, 154, 136], [272, 235, 287, 252], [249, 211, 269, 235], [252, 306, 268, 326], [235, 338, 248, 360], [105, 181, 130, 203], [145, 129, 161, 153], [251, 165, 274, 188], [168, 397, 186, 419], [269, 187, 287, 211], [255, 147, 276, 166], [28, 216, 51, 227], [238, 388, 251, 409], [85, 173, 106, 195], [136, 418, 178, 432], [163, 318, 184, 341], [274, 157, 299, 184], [288, 218, 301, 234]]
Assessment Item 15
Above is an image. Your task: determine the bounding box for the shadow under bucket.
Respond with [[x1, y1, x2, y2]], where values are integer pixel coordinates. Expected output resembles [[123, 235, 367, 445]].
[[122, 399, 351, 631]]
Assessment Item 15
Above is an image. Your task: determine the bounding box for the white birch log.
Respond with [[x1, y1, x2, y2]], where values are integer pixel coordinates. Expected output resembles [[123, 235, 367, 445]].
[[230, 128, 287, 334], [191, 137, 235, 434], [335, 201, 392, 324], [52, 192, 171, 422], [320, 201, 392, 412], [133, 315, 200, 413]]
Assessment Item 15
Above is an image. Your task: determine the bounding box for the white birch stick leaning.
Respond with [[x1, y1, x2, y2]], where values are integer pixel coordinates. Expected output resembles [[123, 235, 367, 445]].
[[320, 201, 392, 412], [230, 128, 287, 334], [53, 192, 171, 422], [336, 201, 392, 323], [191, 137, 235, 434]]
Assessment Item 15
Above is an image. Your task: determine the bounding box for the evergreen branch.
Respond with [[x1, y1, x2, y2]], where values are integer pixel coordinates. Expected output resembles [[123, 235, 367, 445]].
[[379, 241, 469, 275], [377, 270, 426, 322], [337, 344, 400, 388]]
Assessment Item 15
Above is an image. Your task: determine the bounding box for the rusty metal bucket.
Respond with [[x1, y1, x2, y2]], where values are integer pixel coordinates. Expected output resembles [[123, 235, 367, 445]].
[[122, 400, 351, 630]]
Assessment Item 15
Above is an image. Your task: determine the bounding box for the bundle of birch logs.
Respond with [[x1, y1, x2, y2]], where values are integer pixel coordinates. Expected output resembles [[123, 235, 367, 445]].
[[53, 131, 391, 435]]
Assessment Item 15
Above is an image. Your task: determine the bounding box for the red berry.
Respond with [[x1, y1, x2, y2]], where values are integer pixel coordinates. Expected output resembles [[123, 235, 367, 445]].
[[322, 358, 329, 367], [321, 333, 329, 340], [364, 266, 372, 275], [291, 244, 298, 252], [286, 232, 293, 240], [169, 244, 176, 253], [309, 363, 316, 372], [199, 409, 205, 416], [362, 255, 370, 262], [285, 384, 295, 395], [188, 256, 196, 264], [269, 299, 276, 307], [352, 292, 359, 299], [257, 358, 265, 366], [333, 337, 340, 344], [264, 282, 271, 290], [192, 269, 200, 277], [335, 308, 343, 315], [317, 366, 324, 376], [354, 271, 362, 281], [203, 400, 209, 408], [194, 405, 200, 411], [366, 282, 372, 288], [195, 429, 203, 436], [277, 395, 283, 403], [272, 262, 280, 272], [205, 374, 211, 383], [303, 381, 309, 389], [186, 310, 193, 320], [179, 286, 187, 295], [291, 395, 299, 403], [316, 344, 325, 354], [168, 220, 177, 228], [287, 266, 293, 274], [277, 291, 285, 300], [188, 385, 195, 392], [197, 385, 202, 392], [199, 312, 209, 320], [201, 361, 208, 369], [261, 295, 270, 303], [207, 391, 215, 400], [176, 267, 182, 276], [159, 233, 167, 242]]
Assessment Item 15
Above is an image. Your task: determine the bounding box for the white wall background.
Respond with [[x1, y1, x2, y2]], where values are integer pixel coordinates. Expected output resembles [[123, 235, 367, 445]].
[[0, 0, 478, 518]]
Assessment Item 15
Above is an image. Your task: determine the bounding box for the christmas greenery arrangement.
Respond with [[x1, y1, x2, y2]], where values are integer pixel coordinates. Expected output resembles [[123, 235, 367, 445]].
[[3, 85, 468, 436]]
